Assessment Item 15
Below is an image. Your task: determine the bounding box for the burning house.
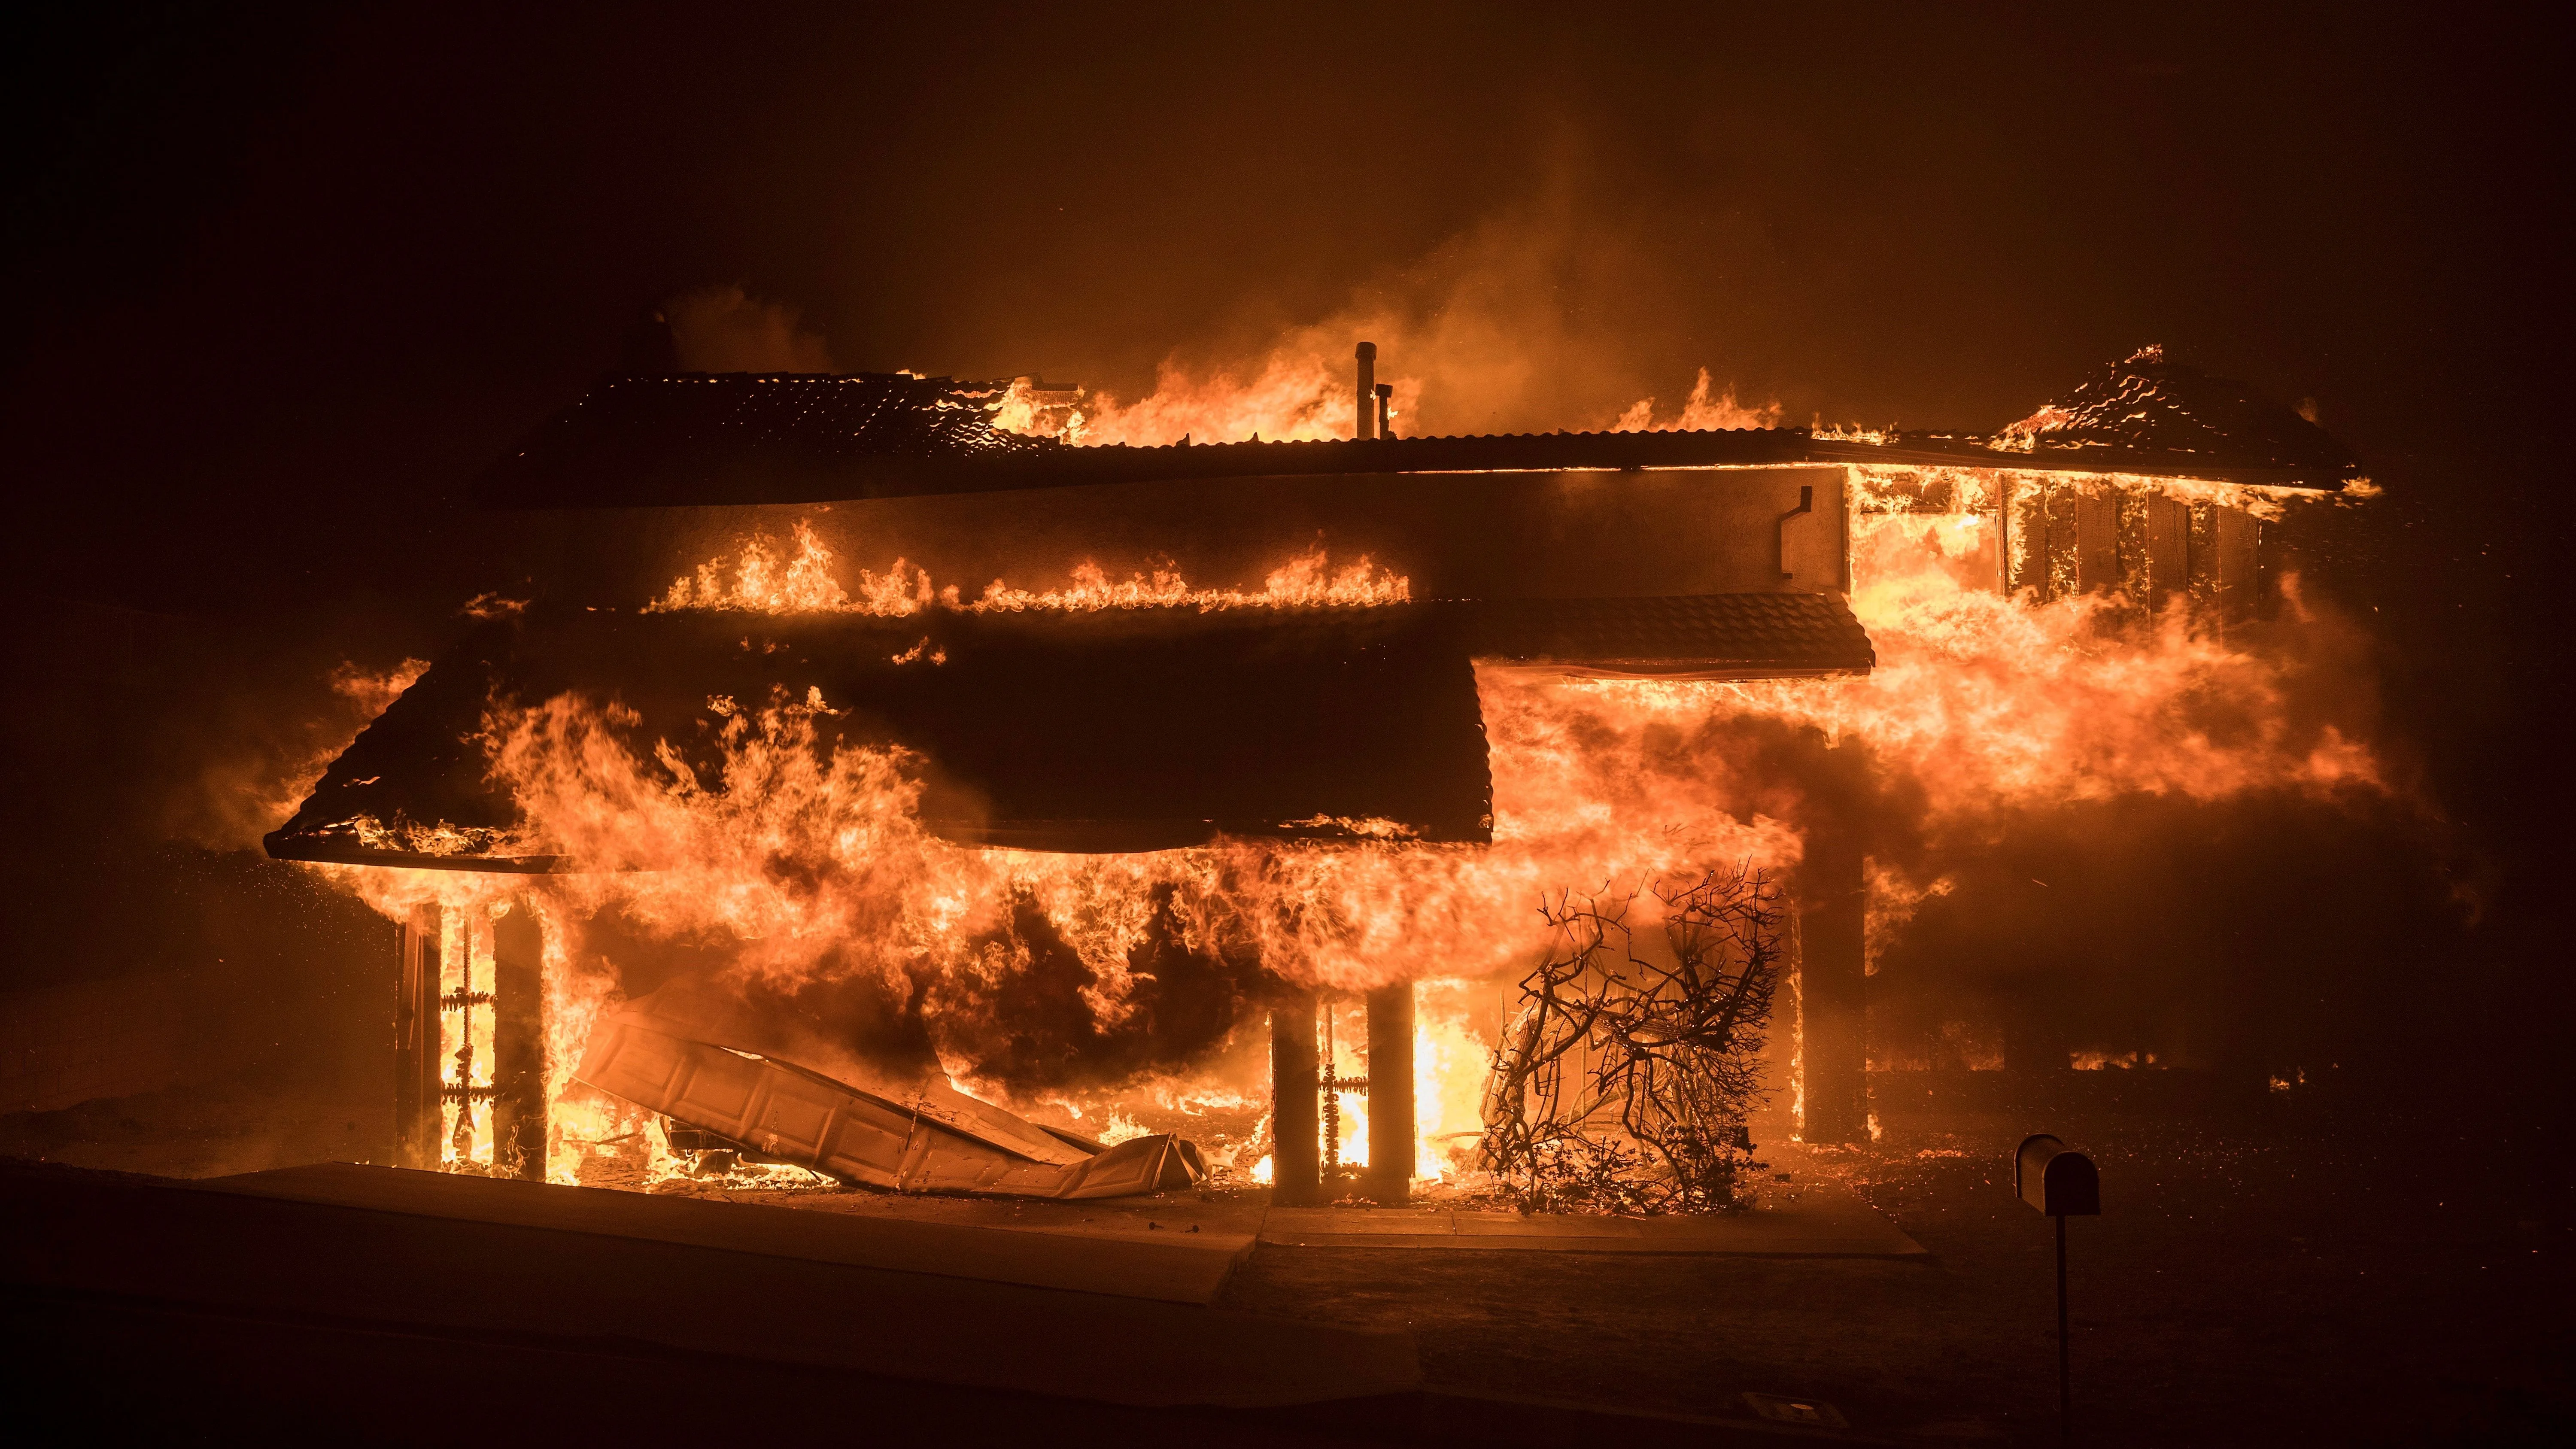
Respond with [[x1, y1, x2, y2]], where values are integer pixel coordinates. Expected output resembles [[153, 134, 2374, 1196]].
[[263, 342, 2357, 1208]]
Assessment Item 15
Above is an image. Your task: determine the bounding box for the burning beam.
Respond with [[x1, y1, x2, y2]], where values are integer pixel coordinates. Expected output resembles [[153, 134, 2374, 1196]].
[[1364, 983, 1415, 1204], [491, 901, 547, 1180], [393, 906, 443, 1171], [1270, 993, 1321, 1205], [1793, 740, 1871, 1145]]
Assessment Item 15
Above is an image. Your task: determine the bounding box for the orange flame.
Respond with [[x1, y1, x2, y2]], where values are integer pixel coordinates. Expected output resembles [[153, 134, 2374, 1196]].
[[994, 360, 1785, 445], [326, 478, 2384, 1190], [1610, 369, 1784, 432], [655, 527, 1410, 616], [1729, 507, 2379, 816]]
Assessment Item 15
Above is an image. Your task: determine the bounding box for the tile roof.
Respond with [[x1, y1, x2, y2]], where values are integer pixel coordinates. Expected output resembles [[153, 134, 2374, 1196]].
[[1467, 593, 1874, 678], [473, 358, 2357, 511], [264, 603, 1496, 869], [477, 372, 1053, 508], [1981, 345, 2358, 476], [264, 591, 1878, 873]]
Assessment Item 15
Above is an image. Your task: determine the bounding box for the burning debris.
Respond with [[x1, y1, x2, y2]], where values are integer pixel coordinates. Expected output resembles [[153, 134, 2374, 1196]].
[[1479, 865, 1784, 1214], [577, 1001, 1206, 1198]]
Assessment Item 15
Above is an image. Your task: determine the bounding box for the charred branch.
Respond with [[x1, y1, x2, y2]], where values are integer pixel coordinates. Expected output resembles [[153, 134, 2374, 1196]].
[[1479, 864, 1784, 1213]]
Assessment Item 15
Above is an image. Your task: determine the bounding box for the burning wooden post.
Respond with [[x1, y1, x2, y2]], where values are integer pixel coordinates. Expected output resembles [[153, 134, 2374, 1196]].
[[1797, 841, 1868, 1143], [1795, 735, 1871, 1145], [1364, 983, 1415, 1204], [2001, 475, 2263, 615], [392, 905, 443, 1170], [1270, 992, 1321, 1205], [491, 901, 547, 1181]]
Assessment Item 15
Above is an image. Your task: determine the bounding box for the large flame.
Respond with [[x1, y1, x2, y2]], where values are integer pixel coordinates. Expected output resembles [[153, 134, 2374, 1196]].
[[994, 362, 1784, 446], [1711, 509, 2375, 818], [328, 472, 2385, 1189]]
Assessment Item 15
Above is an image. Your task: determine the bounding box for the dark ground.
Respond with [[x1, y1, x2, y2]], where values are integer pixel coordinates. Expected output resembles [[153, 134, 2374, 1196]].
[[1224, 1111, 2575, 1446], [9, 1081, 2566, 1446]]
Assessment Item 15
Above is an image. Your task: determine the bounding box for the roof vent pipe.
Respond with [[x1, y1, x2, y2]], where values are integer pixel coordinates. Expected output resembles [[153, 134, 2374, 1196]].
[[1355, 342, 1378, 440]]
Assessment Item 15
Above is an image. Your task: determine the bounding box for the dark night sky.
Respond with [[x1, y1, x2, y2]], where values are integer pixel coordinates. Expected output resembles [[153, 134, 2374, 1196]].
[[3, 4, 2567, 1067], [5, 5, 2560, 600]]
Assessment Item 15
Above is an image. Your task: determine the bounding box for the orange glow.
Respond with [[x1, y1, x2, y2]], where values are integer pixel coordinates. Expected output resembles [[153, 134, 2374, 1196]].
[[324, 472, 2380, 1187], [655, 528, 1410, 617], [1609, 369, 1783, 432], [653, 520, 869, 613], [1737, 501, 2380, 816], [998, 353, 1397, 446], [973, 547, 1410, 612], [994, 359, 1784, 445]]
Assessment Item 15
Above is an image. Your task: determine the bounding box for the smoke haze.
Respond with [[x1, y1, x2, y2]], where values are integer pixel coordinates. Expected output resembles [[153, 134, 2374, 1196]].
[[1, 4, 2562, 1132]]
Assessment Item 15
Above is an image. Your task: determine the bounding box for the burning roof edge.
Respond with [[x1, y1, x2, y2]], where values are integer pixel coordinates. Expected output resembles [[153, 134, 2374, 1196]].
[[263, 593, 1871, 875], [473, 368, 2361, 510]]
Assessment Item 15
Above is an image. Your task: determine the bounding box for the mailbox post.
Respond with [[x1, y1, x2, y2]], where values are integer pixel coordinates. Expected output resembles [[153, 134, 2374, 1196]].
[[2017, 1133, 2100, 1444]]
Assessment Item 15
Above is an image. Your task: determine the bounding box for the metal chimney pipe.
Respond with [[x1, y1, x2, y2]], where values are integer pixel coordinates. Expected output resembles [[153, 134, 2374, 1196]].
[[1354, 341, 1378, 440]]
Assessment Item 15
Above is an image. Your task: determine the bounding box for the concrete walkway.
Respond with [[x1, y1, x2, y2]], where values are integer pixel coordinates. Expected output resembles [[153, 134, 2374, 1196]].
[[1258, 1170, 1924, 1255], [702, 1152, 1926, 1258]]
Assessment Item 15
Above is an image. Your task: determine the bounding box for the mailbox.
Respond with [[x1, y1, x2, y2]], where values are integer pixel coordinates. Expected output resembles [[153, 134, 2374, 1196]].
[[2019, 1132, 2099, 1434], [2016, 1133, 2100, 1217]]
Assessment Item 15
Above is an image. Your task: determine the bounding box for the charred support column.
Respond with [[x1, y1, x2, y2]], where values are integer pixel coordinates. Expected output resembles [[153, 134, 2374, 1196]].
[[1354, 342, 1378, 440], [1795, 733, 1871, 1144], [1364, 983, 1415, 1204], [491, 900, 547, 1181], [1270, 992, 1322, 1205], [392, 906, 444, 1170]]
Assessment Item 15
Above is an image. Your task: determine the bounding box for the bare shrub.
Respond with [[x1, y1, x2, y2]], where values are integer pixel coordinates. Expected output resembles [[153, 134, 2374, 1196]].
[[1479, 864, 1783, 1213]]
